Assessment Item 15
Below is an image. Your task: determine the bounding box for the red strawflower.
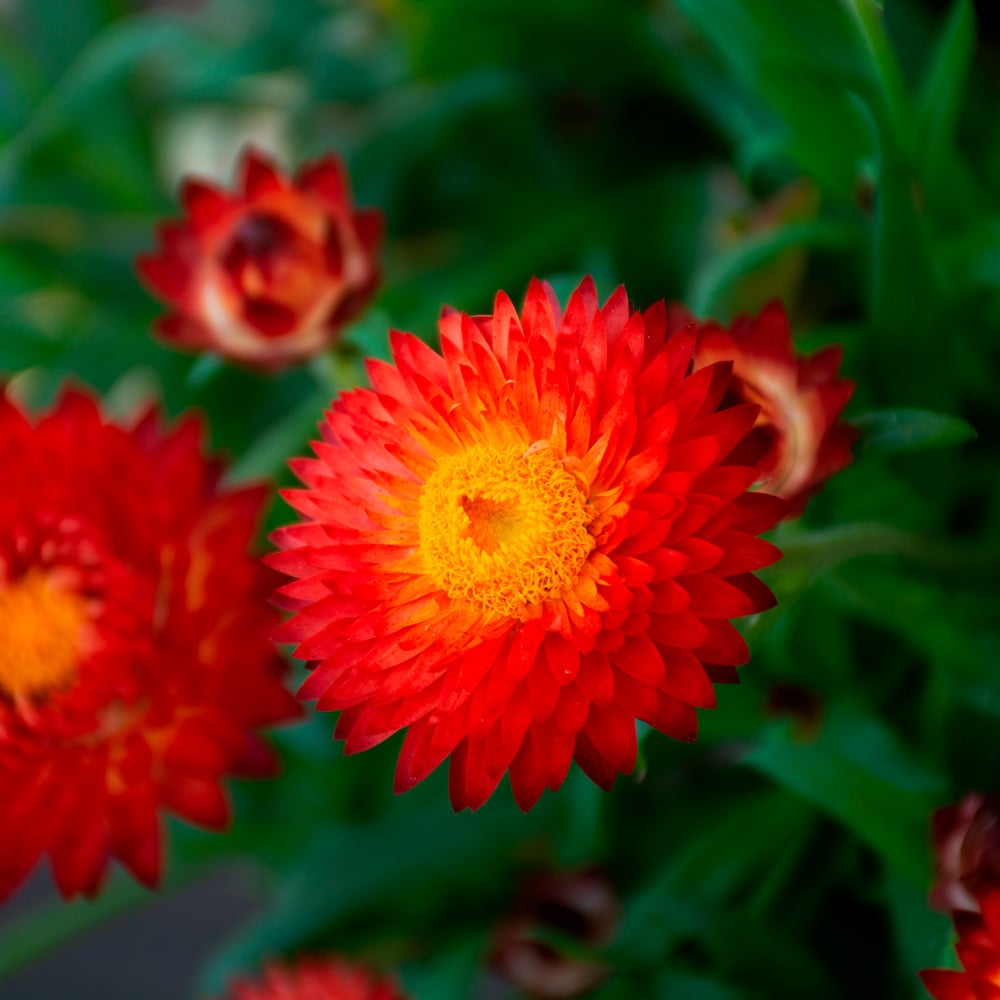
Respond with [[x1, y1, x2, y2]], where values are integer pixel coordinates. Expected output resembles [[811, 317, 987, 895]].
[[271, 278, 784, 811], [670, 301, 856, 516], [931, 794, 1000, 914], [0, 387, 298, 901], [921, 891, 1000, 999], [217, 958, 407, 1000], [137, 148, 382, 370]]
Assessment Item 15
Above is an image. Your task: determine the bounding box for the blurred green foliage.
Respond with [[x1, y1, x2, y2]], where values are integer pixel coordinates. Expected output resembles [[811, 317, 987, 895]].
[[1, 0, 999, 997]]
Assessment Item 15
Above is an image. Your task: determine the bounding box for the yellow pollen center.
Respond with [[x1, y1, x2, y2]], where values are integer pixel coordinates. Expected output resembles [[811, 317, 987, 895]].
[[419, 443, 594, 617], [0, 569, 87, 700]]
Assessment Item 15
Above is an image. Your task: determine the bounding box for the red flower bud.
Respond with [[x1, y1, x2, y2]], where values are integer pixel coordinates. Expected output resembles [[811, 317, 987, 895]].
[[931, 793, 1000, 914], [138, 148, 382, 370], [669, 301, 856, 517]]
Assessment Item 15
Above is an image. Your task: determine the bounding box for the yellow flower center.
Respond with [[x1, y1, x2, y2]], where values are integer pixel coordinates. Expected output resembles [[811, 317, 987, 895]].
[[0, 569, 87, 700], [419, 443, 594, 617]]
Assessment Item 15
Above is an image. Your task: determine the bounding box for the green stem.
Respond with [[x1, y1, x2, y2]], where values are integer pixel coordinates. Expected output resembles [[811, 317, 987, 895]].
[[0, 207, 157, 251], [308, 349, 366, 398], [689, 220, 860, 317], [840, 0, 913, 151], [775, 521, 1000, 577]]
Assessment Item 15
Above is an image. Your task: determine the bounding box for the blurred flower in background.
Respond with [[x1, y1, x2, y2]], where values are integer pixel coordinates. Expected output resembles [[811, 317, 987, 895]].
[[215, 957, 408, 1000], [138, 148, 382, 370], [489, 869, 619, 998], [762, 681, 825, 742], [0, 388, 298, 901], [270, 277, 784, 811], [931, 793, 1000, 915], [674, 301, 856, 516]]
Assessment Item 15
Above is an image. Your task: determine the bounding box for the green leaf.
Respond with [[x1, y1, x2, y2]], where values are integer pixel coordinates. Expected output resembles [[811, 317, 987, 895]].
[[671, 0, 878, 197], [859, 94, 942, 355], [0, 319, 70, 373], [0, 17, 211, 189], [771, 521, 985, 579], [399, 936, 484, 999], [854, 408, 976, 455], [612, 790, 813, 968], [941, 217, 1000, 289], [917, 0, 976, 190], [744, 705, 944, 884], [824, 565, 1000, 692], [649, 974, 744, 1000], [840, 0, 913, 152], [224, 389, 328, 486], [16, 0, 108, 81], [196, 797, 540, 994], [832, 6, 942, 368], [883, 869, 955, 989]]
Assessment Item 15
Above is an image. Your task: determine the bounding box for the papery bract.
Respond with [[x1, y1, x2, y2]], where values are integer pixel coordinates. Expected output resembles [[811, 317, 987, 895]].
[[271, 278, 784, 811], [0, 387, 298, 900], [138, 148, 382, 370], [671, 301, 856, 516]]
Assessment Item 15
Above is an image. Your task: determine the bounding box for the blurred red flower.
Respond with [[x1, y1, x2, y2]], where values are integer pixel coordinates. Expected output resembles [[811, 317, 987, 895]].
[[271, 278, 783, 811], [921, 890, 1000, 999], [931, 793, 1000, 914], [218, 958, 407, 1000], [0, 388, 298, 900], [138, 148, 382, 370], [670, 301, 856, 516]]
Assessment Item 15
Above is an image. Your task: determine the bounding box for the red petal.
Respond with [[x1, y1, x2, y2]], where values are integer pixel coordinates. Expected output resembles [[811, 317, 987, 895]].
[[659, 648, 716, 708], [917, 970, 969, 1000], [297, 154, 349, 204], [509, 718, 575, 809], [682, 573, 761, 618], [573, 705, 636, 789], [697, 620, 750, 666], [180, 178, 232, 233], [240, 147, 286, 198], [745, 302, 793, 361], [353, 207, 384, 254], [162, 775, 231, 830]]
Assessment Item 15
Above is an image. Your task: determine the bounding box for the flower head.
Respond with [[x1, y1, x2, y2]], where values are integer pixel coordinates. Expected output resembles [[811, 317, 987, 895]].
[[921, 891, 1000, 999], [138, 148, 382, 370], [932, 794, 1000, 914], [217, 958, 407, 1000], [271, 278, 783, 811], [0, 387, 298, 900], [671, 301, 855, 516]]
